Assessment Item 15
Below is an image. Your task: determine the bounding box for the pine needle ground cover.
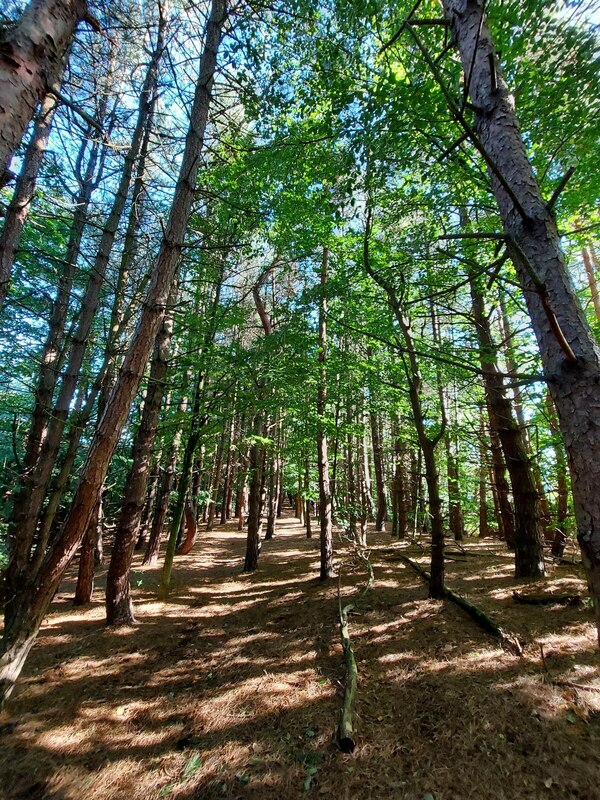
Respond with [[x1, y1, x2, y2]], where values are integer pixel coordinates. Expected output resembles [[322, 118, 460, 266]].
[[1, 515, 598, 800]]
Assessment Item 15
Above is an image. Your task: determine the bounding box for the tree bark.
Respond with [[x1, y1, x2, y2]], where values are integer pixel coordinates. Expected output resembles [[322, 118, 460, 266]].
[[469, 269, 544, 577], [244, 416, 264, 572], [369, 408, 387, 531], [442, 0, 600, 640], [0, 89, 60, 308], [105, 306, 174, 626], [7, 34, 160, 597], [391, 416, 408, 539], [73, 502, 99, 606], [0, 0, 227, 704], [317, 247, 333, 579], [582, 246, 600, 323], [0, 0, 87, 187]]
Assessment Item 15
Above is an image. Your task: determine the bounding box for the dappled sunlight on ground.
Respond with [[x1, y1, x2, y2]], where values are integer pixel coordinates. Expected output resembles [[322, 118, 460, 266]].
[[1, 515, 599, 799]]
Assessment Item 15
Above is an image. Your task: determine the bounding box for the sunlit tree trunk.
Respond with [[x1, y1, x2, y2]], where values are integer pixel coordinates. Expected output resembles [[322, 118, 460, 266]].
[[0, 89, 60, 308], [0, 0, 227, 704], [105, 306, 174, 625], [7, 36, 159, 597], [443, 0, 600, 642], [0, 0, 88, 187], [317, 248, 333, 578], [582, 246, 600, 323]]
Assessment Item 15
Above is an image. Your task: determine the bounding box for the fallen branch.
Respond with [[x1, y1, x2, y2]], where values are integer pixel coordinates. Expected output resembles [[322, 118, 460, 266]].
[[545, 679, 600, 694], [513, 591, 581, 607], [397, 554, 523, 655], [337, 549, 373, 753]]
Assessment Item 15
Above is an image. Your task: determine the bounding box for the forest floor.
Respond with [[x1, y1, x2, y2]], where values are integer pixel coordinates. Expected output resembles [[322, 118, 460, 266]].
[[1, 514, 600, 800]]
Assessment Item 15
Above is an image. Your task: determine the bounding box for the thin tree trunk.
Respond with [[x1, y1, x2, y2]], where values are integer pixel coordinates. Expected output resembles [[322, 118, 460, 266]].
[[206, 427, 226, 531], [304, 457, 312, 539], [0, 89, 60, 308], [498, 287, 552, 539], [369, 408, 387, 530], [582, 246, 600, 322], [73, 501, 101, 606], [469, 268, 544, 577], [364, 214, 445, 597], [429, 299, 465, 542], [244, 416, 263, 572], [479, 416, 490, 538], [22, 121, 106, 473], [391, 416, 408, 539], [317, 247, 333, 579], [265, 436, 278, 540], [7, 37, 159, 592], [220, 408, 236, 525], [105, 306, 174, 626]]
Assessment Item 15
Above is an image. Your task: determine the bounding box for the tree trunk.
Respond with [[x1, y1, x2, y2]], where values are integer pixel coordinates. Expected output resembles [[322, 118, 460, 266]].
[[442, 0, 600, 639], [546, 390, 571, 557], [369, 409, 387, 531], [0, 0, 227, 704], [304, 457, 312, 539], [0, 89, 60, 308], [21, 119, 106, 473], [265, 426, 279, 540], [220, 409, 237, 525], [244, 417, 263, 572], [498, 287, 552, 540], [206, 426, 226, 531], [0, 0, 87, 187], [105, 308, 174, 626], [391, 417, 408, 539], [429, 298, 465, 542], [317, 247, 333, 579], [364, 217, 445, 596], [159, 375, 207, 598], [73, 511, 96, 606], [7, 34, 161, 597], [469, 268, 544, 577], [478, 415, 490, 538], [582, 246, 600, 323]]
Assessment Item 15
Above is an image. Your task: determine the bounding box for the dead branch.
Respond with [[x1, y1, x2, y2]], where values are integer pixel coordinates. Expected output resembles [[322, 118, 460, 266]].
[[545, 679, 600, 694], [513, 591, 581, 606], [397, 554, 523, 655], [336, 549, 373, 753], [546, 166, 575, 212]]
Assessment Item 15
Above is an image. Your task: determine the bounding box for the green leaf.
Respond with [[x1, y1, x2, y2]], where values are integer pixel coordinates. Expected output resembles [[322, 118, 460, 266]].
[[183, 753, 203, 777], [303, 766, 318, 791]]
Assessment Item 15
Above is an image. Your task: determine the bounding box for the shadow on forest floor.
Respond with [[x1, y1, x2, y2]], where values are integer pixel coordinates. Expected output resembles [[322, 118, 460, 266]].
[[1, 514, 599, 800]]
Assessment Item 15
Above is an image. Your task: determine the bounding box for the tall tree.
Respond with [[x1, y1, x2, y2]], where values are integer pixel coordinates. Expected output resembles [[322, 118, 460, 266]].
[[0, 0, 228, 703], [439, 0, 600, 632]]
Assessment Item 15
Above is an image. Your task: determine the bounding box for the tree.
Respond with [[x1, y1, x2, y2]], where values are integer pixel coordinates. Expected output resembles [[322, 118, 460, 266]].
[[440, 0, 600, 638], [0, 0, 228, 704], [0, 0, 91, 188]]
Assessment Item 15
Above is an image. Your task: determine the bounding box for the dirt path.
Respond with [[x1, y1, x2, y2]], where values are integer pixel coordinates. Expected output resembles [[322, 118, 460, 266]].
[[1, 515, 599, 800]]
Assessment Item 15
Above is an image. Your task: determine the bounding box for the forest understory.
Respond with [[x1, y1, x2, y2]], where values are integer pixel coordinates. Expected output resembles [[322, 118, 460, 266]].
[[1, 513, 598, 800]]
